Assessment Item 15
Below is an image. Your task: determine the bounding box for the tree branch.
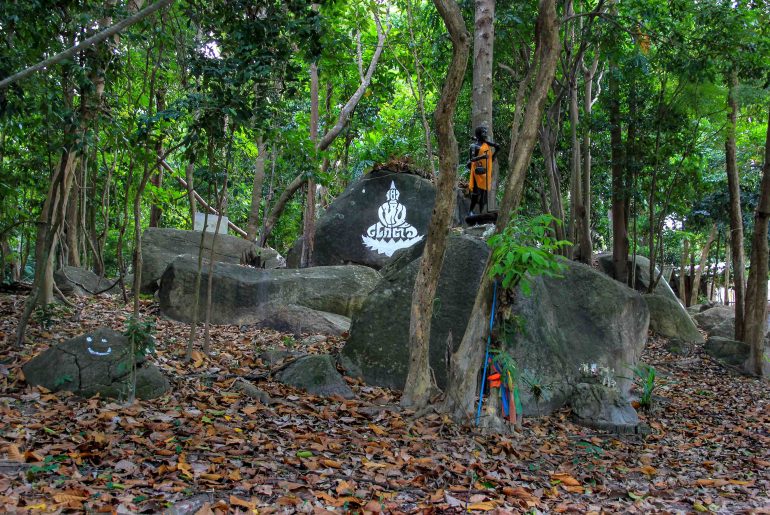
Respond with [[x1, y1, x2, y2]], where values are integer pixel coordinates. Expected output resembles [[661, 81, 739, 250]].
[[0, 0, 175, 90]]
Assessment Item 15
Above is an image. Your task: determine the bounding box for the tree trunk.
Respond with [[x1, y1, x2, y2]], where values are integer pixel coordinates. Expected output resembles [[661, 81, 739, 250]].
[[726, 72, 746, 340], [743, 105, 770, 377], [568, 66, 581, 248], [539, 124, 566, 245], [578, 54, 600, 264], [302, 63, 320, 268], [406, 0, 436, 176], [401, 0, 470, 409], [609, 69, 628, 285], [246, 135, 267, 241], [471, 0, 496, 208], [442, 0, 560, 425], [690, 223, 717, 307], [679, 238, 689, 305], [16, 150, 77, 345], [185, 161, 196, 229], [723, 234, 731, 305], [64, 166, 81, 267]]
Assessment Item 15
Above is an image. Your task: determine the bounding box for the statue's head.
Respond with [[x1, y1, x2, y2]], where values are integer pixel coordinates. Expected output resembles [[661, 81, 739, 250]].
[[386, 181, 400, 201], [474, 125, 488, 141]]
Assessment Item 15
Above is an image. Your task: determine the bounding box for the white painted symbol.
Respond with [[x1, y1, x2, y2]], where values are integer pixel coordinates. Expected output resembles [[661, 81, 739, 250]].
[[87, 335, 112, 356], [362, 181, 423, 257]]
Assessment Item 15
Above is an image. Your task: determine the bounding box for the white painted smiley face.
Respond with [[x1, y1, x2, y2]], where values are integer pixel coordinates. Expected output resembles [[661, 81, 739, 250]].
[[86, 336, 112, 356]]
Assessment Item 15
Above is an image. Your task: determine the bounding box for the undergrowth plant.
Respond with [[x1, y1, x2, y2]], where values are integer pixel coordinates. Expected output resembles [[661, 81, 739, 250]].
[[487, 213, 572, 294], [631, 364, 657, 409]]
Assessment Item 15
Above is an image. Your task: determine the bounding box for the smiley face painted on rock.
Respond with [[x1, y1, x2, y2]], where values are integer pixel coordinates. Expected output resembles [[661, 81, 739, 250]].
[[86, 336, 112, 356]]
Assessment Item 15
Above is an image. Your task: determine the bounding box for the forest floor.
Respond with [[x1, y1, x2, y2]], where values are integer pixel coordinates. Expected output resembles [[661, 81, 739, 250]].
[[0, 292, 768, 514]]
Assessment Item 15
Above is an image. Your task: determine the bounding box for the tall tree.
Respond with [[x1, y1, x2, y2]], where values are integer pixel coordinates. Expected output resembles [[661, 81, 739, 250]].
[[401, 0, 470, 409], [743, 104, 770, 377], [443, 0, 561, 426], [471, 0, 496, 208]]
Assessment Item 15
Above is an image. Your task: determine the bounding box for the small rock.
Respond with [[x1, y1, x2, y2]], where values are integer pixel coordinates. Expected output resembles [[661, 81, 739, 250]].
[[570, 383, 639, 431], [276, 354, 354, 399]]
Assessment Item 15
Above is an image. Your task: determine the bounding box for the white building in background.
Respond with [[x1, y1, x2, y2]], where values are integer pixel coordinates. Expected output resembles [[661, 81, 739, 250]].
[[194, 212, 229, 235]]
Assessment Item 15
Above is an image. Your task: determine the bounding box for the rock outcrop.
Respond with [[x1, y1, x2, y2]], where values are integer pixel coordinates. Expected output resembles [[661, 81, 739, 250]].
[[158, 255, 380, 325], [643, 293, 704, 343], [276, 354, 354, 399], [22, 328, 169, 400], [54, 267, 119, 296], [341, 233, 490, 390], [250, 304, 350, 336], [141, 227, 281, 293], [287, 170, 437, 269]]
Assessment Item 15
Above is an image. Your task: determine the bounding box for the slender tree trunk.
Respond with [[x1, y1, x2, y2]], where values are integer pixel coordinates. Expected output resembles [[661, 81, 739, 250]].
[[578, 55, 600, 264], [301, 63, 320, 268], [568, 67, 581, 248], [743, 105, 770, 377], [246, 135, 267, 241], [471, 0, 496, 208], [723, 234, 731, 305], [185, 161, 196, 229], [406, 0, 436, 176], [710, 230, 721, 301], [259, 142, 277, 247], [726, 72, 746, 340], [609, 69, 628, 285], [402, 0, 470, 409], [539, 125, 566, 245], [690, 223, 717, 307], [679, 237, 689, 305], [443, 0, 560, 425]]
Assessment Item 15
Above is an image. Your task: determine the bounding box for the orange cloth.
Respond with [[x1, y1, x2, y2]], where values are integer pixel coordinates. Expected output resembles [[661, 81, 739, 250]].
[[469, 142, 492, 191]]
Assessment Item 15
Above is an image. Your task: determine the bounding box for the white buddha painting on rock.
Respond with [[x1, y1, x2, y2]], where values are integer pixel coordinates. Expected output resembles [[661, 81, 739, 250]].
[[362, 181, 424, 257]]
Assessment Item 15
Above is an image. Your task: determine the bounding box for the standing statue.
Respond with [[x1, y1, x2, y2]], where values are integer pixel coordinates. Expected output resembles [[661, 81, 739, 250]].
[[467, 125, 499, 215]]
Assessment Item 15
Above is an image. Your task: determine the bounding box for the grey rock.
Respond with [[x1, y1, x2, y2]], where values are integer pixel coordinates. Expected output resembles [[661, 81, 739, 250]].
[[276, 354, 354, 399], [643, 293, 704, 343], [570, 383, 640, 431], [704, 336, 750, 370], [287, 170, 437, 269], [158, 255, 380, 325], [22, 328, 169, 400], [686, 302, 717, 315], [54, 266, 119, 296], [250, 304, 350, 336], [141, 227, 281, 293], [665, 337, 693, 356], [503, 260, 649, 415], [341, 233, 490, 391], [693, 306, 735, 333], [597, 253, 679, 303]]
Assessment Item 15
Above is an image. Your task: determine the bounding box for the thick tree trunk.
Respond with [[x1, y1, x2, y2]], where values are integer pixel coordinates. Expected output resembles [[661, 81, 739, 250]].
[[471, 0, 496, 208], [442, 0, 560, 426], [690, 223, 717, 307], [16, 150, 77, 345], [246, 136, 267, 241], [726, 73, 746, 340], [401, 0, 470, 409], [743, 105, 770, 377], [609, 69, 628, 285]]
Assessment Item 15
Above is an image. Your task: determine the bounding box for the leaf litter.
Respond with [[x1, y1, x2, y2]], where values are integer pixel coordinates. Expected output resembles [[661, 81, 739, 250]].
[[0, 293, 768, 513]]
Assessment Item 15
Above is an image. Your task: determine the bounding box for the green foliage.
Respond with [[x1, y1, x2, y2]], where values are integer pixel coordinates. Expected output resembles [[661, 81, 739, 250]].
[[631, 364, 657, 409], [487, 214, 572, 294], [124, 317, 156, 358]]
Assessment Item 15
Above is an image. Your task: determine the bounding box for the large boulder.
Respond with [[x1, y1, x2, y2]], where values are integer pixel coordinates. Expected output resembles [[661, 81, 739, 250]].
[[693, 306, 735, 333], [341, 233, 490, 390], [22, 328, 169, 400], [288, 170, 437, 269], [54, 266, 119, 296], [276, 354, 354, 399], [343, 252, 650, 421], [643, 293, 704, 343], [597, 254, 679, 303], [158, 255, 380, 325], [250, 304, 350, 336], [141, 228, 281, 293], [704, 336, 751, 370], [503, 260, 649, 415]]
